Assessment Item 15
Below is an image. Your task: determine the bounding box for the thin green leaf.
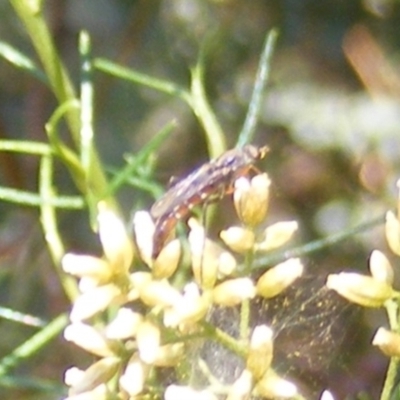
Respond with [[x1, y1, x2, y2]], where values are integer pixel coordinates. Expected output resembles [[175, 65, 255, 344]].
[[0, 314, 68, 376], [0, 374, 62, 393], [237, 29, 278, 148], [45, 100, 86, 189], [39, 155, 78, 300], [0, 41, 47, 84], [103, 120, 177, 198], [94, 57, 191, 103], [0, 306, 47, 328], [0, 139, 51, 155], [190, 60, 226, 158], [0, 186, 84, 208]]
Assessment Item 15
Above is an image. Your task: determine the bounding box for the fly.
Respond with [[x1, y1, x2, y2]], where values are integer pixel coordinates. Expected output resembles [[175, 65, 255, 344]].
[[150, 144, 268, 257]]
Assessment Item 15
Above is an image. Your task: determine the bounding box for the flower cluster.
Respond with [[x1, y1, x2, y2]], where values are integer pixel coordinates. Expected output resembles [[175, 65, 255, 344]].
[[326, 179, 400, 394], [62, 172, 307, 400]]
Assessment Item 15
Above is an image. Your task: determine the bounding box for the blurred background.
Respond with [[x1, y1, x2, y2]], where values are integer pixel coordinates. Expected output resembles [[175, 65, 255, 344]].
[[1, 0, 400, 398]]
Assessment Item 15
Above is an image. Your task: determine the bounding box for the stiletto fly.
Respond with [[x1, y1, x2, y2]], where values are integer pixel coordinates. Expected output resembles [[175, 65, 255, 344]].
[[150, 144, 268, 258]]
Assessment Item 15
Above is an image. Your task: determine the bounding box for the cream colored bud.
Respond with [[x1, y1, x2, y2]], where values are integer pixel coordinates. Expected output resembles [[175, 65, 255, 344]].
[[369, 250, 394, 285], [246, 325, 273, 380], [78, 277, 102, 293], [256, 258, 303, 299], [212, 278, 256, 306], [226, 369, 253, 400], [153, 343, 185, 366], [234, 174, 270, 227], [65, 385, 107, 400], [394, 179, 400, 222], [119, 354, 149, 396], [132, 210, 156, 266], [136, 320, 161, 364], [326, 273, 394, 307], [128, 271, 152, 300], [372, 327, 400, 357], [385, 210, 400, 256], [138, 279, 182, 308], [254, 370, 297, 399], [105, 308, 143, 339], [220, 227, 255, 253], [188, 219, 218, 289], [217, 251, 238, 278], [65, 366, 84, 387], [256, 221, 298, 252], [62, 254, 112, 282], [68, 357, 120, 395], [64, 323, 117, 357], [97, 202, 134, 272], [70, 284, 123, 322], [320, 390, 335, 400], [152, 239, 181, 279], [164, 287, 211, 327], [164, 385, 218, 400]]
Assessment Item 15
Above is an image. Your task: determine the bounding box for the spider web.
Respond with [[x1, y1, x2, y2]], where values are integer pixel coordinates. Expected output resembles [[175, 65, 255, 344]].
[[202, 274, 363, 398]]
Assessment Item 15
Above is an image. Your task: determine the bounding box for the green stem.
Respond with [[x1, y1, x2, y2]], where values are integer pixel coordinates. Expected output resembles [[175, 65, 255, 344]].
[[380, 299, 400, 400], [254, 213, 385, 270], [240, 300, 250, 341], [0, 314, 68, 376], [190, 62, 226, 158], [10, 1, 117, 209], [0, 186, 83, 208], [0, 139, 51, 155], [380, 356, 399, 400], [237, 29, 278, 148], [39, 155, 78, 300], [240, 250, 255, 339], [10, 0, 80, 136], [94, 58, 191, 104], [202, 321, 247, 359]]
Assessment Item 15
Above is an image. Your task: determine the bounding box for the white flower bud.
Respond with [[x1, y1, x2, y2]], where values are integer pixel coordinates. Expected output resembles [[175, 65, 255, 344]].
[[326, 272, 394, 308], [119, 354, 148, 396], [369, 250, 394, 285], [137, 320, 161, 364], [164, 286, 211, 327], [97, 202, 134, 272], [256, 258, 303, 298], [138, 279, 182, 308], [67, 357, 120, 395], [152, 239, 181, 279], [64, 323, 117, 357], [220, 227, 255, 253], [226, 369, 253, 400], [255, 371, 297, 399], [246, 325, 273, 379], [256, 221, 298, 252], [62, 254, 112, 282], [372, 327, 400, 357], [70, 284, 123, 322], [164, 385, 218, 400], [105, 308, 143, 339], [212, 278, 256, 306], [234, 174, 270, 227], [132, 210, 156, 266], [320, 390, 335, 400]]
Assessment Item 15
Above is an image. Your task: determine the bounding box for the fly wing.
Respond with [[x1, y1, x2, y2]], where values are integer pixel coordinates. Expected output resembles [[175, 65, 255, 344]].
[[150, 163, 211, 219], [150, 146, 263, 220]]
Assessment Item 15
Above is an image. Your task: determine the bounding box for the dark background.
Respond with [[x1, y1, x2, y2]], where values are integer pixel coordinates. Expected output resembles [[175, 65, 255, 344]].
[[1, 0, 400, 399]]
